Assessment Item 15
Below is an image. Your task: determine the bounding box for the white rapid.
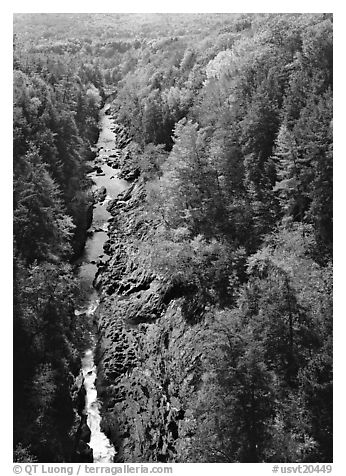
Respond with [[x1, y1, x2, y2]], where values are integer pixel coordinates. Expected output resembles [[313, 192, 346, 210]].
[[81, 347, 116, 462], [76, 302, 116, 462]]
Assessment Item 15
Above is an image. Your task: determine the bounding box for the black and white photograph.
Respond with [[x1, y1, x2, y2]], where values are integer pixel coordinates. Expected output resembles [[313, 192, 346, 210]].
[[12, 8, 333, 469]]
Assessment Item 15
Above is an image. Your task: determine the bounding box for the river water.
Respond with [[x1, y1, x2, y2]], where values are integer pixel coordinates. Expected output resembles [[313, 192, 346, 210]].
[[76, 104, 128, 462]]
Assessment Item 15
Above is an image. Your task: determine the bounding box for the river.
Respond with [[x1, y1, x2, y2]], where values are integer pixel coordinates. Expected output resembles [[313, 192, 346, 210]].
[[75, 103, 128, 462]]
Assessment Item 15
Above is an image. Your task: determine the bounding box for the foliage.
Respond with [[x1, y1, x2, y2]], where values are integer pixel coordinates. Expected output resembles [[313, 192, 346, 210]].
[[13, 259, 92, 461], [13, 33, 98, 461], [190, 226, 332, 462]]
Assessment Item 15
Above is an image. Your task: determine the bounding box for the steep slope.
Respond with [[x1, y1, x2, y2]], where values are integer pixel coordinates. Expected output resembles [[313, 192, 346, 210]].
[[93, 173, 211, 462]]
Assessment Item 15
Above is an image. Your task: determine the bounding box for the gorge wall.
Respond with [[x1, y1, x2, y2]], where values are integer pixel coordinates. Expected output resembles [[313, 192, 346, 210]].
[[92, 141, 208, 463]]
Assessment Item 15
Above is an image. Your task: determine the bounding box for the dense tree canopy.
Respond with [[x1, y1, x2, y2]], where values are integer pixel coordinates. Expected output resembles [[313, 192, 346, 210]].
[[13, 27, 100, 461], [106, 12, 332, 462]]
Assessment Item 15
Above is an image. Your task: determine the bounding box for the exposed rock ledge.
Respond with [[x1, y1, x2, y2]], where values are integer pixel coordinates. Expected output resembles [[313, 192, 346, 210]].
[[93, 172, 208, 462]]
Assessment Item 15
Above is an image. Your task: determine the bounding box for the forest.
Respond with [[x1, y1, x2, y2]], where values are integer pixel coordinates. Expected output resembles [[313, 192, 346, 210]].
[[13, 13, 332, 463]]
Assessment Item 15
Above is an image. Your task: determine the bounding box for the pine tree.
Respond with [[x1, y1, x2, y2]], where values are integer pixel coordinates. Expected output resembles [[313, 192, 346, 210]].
[[14, 146, 74, 263], [272, 123, 305, 222]]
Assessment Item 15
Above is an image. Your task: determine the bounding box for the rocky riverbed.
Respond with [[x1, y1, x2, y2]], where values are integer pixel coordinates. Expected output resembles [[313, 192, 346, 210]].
[[72, 102, 131, 463]]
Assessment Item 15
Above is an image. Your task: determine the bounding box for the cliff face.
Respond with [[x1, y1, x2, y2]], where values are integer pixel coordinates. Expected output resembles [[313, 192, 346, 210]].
[[94, 177, 208, 462]]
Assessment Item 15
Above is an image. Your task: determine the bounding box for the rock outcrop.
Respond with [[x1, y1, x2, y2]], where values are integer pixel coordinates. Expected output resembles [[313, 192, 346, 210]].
[[93, 186, 107, 203], [94, 168, 208, 462], [72, 381, 93, 463], [111, 124, 131, 149]]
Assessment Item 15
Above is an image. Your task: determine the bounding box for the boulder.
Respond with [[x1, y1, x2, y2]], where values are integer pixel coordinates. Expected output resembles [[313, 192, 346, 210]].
[[93, 186, 107, 203]]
